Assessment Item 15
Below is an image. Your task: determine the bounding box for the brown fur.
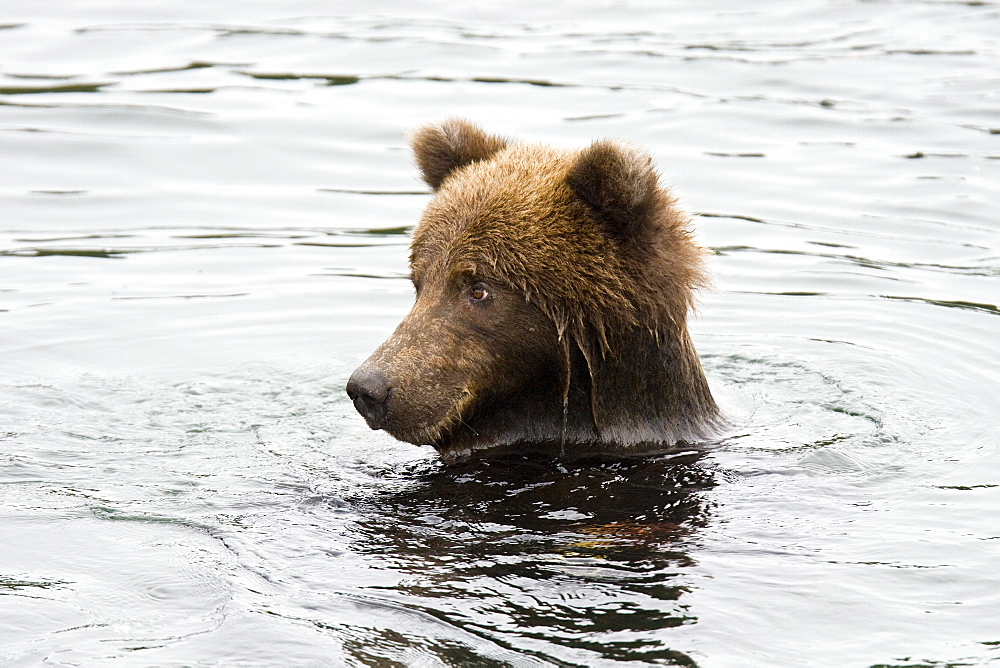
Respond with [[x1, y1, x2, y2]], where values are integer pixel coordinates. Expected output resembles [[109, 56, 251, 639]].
[[347, 119, 721, 463]]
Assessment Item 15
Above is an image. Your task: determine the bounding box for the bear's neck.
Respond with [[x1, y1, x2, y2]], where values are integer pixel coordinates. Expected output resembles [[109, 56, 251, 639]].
[[433, 323, 721, 464], [584, 324, 720, 447]]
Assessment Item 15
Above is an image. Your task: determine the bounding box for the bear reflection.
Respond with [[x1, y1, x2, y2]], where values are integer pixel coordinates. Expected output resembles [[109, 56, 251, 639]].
[[345, 452, 718, 665]]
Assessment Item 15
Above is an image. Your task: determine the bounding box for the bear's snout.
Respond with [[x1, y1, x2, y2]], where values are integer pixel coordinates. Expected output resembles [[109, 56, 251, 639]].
[[346, 366, 391, 430]]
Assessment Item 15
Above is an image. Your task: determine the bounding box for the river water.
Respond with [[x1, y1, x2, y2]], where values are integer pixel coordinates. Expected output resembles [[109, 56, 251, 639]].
[[1, 1, 998, 666]]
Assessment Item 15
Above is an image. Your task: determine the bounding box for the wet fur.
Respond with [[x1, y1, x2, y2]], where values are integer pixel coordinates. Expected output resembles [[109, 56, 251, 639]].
[[352, 119, 721, 463]]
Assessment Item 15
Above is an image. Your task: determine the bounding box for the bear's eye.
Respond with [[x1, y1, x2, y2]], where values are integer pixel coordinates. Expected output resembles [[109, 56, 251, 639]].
[[468, 282, 490, 302]]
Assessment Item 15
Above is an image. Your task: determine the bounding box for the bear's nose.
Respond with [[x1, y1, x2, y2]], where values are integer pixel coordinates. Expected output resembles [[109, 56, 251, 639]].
[[346, 366, 390, 430]]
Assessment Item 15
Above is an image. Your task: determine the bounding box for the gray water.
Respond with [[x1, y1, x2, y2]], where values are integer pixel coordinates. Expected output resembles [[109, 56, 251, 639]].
[[2, 1, 998, 666]]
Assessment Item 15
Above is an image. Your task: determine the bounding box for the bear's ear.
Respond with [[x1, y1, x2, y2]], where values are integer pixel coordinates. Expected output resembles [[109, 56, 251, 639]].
[[566, 140, 658, 241], [411, 119, 509, 190]]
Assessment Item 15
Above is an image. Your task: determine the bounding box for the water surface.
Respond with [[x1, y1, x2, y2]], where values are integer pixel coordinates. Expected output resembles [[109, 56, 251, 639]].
[[2, 1, 999, 666]]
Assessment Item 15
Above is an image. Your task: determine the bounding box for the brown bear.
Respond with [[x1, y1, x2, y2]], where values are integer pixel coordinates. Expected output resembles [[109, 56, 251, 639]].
[[346, 120, 721, 464]]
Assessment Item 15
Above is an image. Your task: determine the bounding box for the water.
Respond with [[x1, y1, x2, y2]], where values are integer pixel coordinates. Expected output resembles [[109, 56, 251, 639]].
[[1, 1, 998, 665]]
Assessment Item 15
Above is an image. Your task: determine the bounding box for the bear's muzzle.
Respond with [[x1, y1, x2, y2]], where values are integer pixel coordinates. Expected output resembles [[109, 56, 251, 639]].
[[346, 366, 390, 430]]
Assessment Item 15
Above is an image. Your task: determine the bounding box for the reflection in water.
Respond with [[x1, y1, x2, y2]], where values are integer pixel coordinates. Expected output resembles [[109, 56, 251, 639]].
[[346, 453, 719, 665]]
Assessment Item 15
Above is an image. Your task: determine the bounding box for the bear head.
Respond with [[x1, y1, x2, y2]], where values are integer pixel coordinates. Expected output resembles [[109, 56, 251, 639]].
[[347, 119, 721, 463]]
